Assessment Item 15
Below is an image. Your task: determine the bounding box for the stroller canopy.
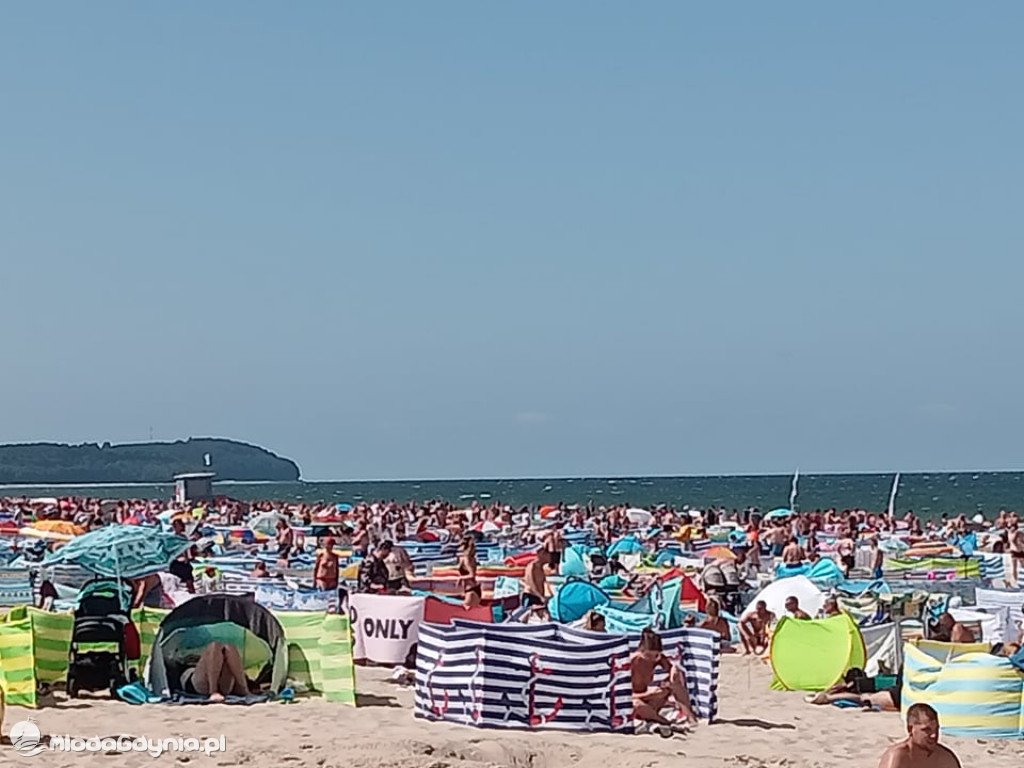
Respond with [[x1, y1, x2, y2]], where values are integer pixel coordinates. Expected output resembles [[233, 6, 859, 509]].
[[147, 593, 288, 696]]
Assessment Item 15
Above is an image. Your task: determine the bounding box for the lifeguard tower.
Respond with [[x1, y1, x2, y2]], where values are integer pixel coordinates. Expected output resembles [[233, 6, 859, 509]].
[[173, 472, 215, 504]]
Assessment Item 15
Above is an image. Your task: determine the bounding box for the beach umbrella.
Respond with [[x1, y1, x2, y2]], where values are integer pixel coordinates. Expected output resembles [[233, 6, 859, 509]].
[[29, 520, 85, 537], [44, 525, 190, 580], [626, 508, 654, 526], [17, 527, 76, 543], [471, 520, 502, 534], [249, 511, 286, 536], [879, 538, 909, 554], [704, 545, 737, 561], [765, 508, 794, 520]]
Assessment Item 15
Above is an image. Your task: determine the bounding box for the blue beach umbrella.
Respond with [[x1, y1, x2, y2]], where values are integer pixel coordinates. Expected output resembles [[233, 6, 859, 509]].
[[45, 525, 191, 580], [765, 508, 794, 520]]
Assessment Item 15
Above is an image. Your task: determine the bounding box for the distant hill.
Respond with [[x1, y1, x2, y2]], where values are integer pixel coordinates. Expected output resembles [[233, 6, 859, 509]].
[[0, 438, 301, 484]]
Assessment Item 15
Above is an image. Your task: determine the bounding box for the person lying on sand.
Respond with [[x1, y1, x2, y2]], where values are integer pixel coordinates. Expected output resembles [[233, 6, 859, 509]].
[[739, 600, 774, 655], [877, 703, 962, 768], [631, 627, 698, 735], [180, 642, 254, 703], [806, 668, 901, 711]]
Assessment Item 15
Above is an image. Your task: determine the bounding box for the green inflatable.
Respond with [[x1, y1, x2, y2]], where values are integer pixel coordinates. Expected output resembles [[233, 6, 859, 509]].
[[770, 612, 866, 691]]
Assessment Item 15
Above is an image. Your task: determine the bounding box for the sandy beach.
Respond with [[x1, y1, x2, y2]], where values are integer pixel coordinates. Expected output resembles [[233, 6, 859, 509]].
[[4, 656, 1021, 768]]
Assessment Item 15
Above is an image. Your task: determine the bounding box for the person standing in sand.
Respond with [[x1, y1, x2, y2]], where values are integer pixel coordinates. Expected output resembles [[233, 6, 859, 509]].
[[782, 537, 806, 566], [314, 536, 339, 591], [523, 548, 551, 608], [877, 703, 961, 768], [1008, 514, 1024, 584]]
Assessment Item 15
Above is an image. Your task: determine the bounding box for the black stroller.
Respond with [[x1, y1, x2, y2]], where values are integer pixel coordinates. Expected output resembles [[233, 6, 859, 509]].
[[66, 579, 136, 697]]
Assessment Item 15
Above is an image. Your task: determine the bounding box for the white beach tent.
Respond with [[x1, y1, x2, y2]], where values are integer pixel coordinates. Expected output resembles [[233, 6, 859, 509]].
[[741, 575, 825, 620]]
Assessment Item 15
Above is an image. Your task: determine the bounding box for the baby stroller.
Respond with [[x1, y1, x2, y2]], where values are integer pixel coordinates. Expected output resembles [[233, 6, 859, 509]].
[[66, 579, 137, 697]]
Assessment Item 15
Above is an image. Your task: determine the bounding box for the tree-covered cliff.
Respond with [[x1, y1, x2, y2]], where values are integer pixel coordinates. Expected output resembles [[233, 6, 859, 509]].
[[0, 438, 301, 484]]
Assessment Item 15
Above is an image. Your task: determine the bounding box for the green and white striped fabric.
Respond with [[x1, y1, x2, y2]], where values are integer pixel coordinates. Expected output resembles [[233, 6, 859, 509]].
[[0, 606, 355, 708]]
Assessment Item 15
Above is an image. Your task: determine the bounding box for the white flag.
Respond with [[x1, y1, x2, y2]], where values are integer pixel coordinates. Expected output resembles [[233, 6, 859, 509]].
[[887, 473, 900, 517]]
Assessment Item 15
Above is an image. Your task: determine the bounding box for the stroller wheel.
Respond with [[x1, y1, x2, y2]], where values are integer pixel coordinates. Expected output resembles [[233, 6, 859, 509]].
[[67, 674, 79, 698]]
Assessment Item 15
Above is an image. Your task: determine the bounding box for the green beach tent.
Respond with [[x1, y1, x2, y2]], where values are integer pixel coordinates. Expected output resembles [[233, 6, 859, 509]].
[[770, 612, 867, 691]]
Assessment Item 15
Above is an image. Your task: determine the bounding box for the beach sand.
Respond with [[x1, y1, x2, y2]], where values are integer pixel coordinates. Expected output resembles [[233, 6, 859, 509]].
[[4, 656, 1022, 767]]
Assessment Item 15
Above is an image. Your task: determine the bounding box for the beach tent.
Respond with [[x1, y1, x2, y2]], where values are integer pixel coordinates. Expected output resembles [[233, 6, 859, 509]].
[[769, 613, 867, 691], [549, 580, 611, 623], [147, 593, 288, 696], [901, 639, 1024, 739], [742, 575, 825, 621], [558, 545, 588, 578], [606, 535, 644, 557]]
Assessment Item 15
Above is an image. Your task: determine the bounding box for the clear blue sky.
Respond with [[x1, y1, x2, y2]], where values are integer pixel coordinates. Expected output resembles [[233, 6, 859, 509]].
[[2, 3, 1022, 480]]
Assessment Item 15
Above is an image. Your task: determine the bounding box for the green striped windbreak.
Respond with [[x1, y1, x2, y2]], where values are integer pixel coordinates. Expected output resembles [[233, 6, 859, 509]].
[[0, 606, 355, 708]]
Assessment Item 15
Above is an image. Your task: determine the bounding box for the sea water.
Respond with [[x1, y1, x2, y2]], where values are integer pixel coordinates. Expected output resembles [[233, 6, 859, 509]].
[[2, 472, 1023, 517]]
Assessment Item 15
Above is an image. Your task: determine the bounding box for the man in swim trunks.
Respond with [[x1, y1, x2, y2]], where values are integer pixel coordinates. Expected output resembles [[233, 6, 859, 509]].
[[836, 529, 856, 577], [877, 703, 961, 768], [631, 627, 698, 734], [314, 536, 339, 591], [522, 548, 550, 608], [1008, 515, 1024, 584], [781, 537, 806, 566], [739, 600, 775, 655], [768, 524, 788, 559]]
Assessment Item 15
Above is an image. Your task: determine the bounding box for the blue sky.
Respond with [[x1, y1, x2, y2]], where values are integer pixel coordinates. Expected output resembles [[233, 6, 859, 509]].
[[2, 3, 1022, 480]]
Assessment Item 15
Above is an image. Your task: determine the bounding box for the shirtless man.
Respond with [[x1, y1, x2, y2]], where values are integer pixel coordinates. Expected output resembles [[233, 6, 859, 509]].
[[767, 524, 788, 559], [878, 703, 961, 768], [785, 596, 811, 620], [523, 548, 550, 609], [870, 537, 885, 580], [739, 600, 775, 654], [631, 627, 698, 734], [781, 537, 806, 566], [313, 536, 339, 591], [1008, 514, 1024, 584], [836, 530, 856, 577]]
